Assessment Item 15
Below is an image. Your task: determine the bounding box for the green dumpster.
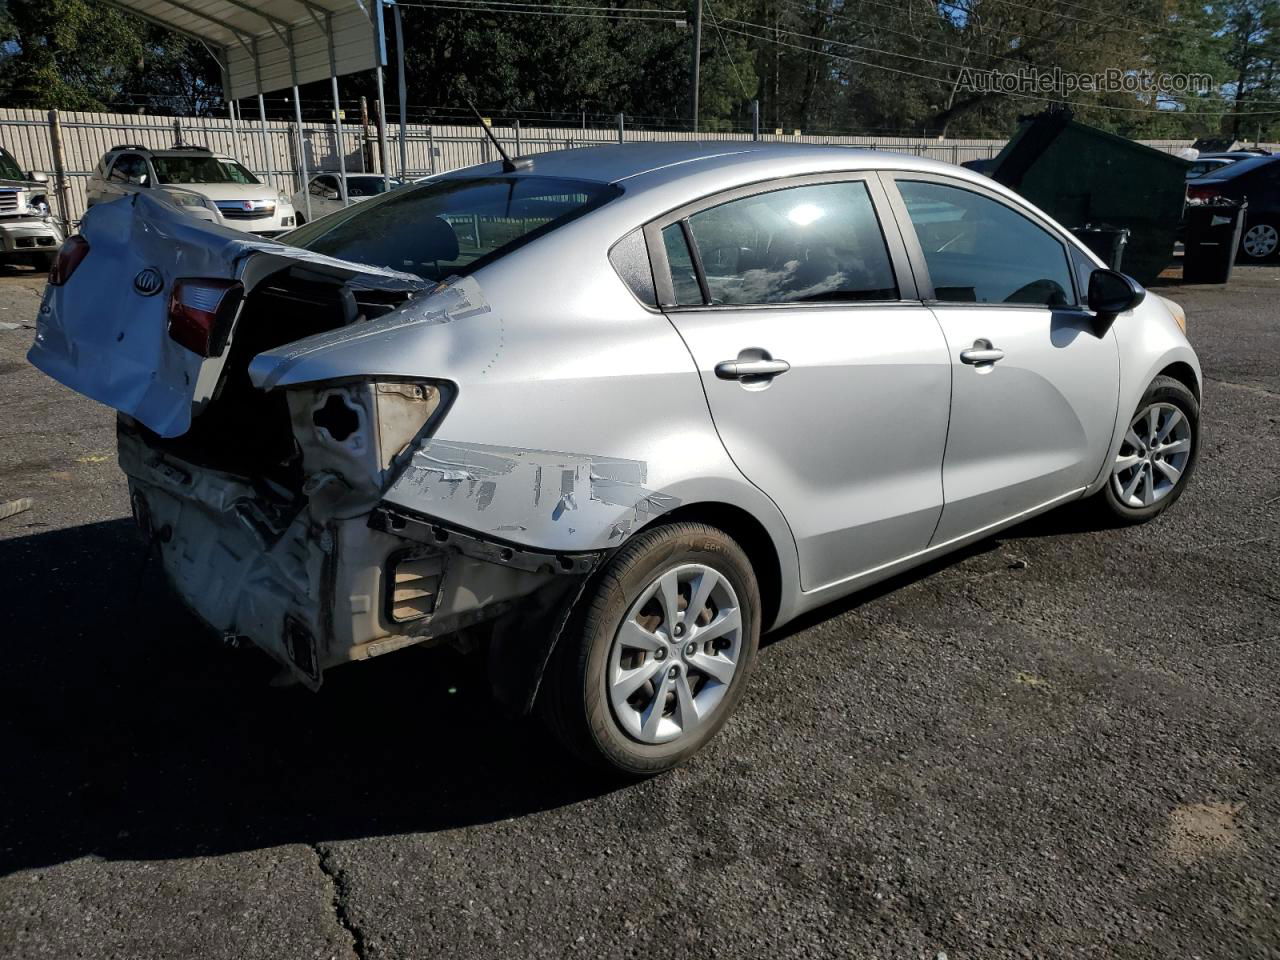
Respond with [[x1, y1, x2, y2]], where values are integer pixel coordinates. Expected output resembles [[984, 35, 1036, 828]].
[[986, 110, 1189, 286]]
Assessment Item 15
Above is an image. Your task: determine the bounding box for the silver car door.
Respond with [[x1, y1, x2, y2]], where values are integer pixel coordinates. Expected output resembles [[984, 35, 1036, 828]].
[[648, 174, 952, 592], [885, 174, 1120, 545]]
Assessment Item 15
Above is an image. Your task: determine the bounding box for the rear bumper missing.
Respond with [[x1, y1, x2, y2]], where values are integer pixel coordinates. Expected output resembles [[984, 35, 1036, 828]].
[[119, 424, 597, 689]]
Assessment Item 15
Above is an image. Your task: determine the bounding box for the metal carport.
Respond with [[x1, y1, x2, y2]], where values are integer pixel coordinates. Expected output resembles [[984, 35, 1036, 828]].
[[99, 0, 397, 219]]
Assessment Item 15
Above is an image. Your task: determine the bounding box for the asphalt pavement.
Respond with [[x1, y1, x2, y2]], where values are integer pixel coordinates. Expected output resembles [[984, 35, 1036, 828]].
[[0, 260, 1277, 959]]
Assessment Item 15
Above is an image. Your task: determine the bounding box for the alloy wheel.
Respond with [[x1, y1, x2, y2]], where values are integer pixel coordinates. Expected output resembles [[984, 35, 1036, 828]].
[[1111, 402, 1193, 508], [1242, 223, 1279, 258], [607, 563, 743, 745]]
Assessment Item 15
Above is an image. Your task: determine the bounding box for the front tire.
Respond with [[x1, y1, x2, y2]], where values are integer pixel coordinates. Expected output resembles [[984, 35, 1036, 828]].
[[541, 522, 761, 777], [1096, 374, 1199, 523]]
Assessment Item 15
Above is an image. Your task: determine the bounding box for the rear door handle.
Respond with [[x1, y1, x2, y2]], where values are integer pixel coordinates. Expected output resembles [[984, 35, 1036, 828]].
[[714, 358, 791, 380], [959, 341, 1005, 365]]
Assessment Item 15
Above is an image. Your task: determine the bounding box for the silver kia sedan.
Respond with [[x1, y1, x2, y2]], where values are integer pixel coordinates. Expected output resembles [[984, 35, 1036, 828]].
[[30, 142, 1201, 775]]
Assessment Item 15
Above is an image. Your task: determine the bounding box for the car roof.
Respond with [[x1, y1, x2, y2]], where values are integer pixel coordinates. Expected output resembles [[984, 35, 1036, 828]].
[[105, 146, 223, 159], [435, 141, 1017, 224], [447, 140, 991, 188], [1196, 154, 1279, 180]]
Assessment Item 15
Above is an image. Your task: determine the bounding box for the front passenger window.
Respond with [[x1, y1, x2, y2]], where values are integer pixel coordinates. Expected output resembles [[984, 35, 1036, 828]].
[[897, 180, 1073, 307]]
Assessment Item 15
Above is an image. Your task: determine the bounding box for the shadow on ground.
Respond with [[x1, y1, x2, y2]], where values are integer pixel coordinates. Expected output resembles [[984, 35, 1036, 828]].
[[0, 518, 617, 876], [0, 499, 1114, 876]]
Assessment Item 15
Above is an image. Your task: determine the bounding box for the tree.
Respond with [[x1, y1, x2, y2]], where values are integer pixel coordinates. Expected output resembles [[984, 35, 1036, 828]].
[[0, 0, 220, 114]]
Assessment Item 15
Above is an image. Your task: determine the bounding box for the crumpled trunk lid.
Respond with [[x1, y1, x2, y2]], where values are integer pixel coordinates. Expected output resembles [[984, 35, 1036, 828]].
[[28, 191, 427, 438]]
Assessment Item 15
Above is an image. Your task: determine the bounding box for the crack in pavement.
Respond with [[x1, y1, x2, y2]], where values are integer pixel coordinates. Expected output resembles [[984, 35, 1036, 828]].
[[312, 843, 367, 960], [1205, 376, 1280, 400]]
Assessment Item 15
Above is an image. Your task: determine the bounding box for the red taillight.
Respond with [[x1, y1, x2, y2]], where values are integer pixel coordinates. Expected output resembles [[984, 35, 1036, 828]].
[[47, 235, 89, 286], [1186, 184, 1220, 202], [167, 278, 243, 357]]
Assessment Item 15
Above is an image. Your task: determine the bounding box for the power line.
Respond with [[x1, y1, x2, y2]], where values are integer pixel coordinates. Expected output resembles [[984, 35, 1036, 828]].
[[773, 0, 1065, 69], [717, 22, 1273, 117], [394, 0, 687, 21], [704, 0, 754, 101], [727, 14, 1246, 111]]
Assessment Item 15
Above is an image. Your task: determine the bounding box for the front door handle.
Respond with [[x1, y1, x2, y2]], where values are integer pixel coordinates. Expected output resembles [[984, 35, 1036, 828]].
[[714, 357, 791, 380], [959, 340, 1005, 365]]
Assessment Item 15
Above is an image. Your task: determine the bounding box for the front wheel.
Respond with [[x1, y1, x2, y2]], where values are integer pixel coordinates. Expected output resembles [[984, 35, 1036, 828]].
[[1095, 374, 1199, 523], [541, 521, 761, 777]]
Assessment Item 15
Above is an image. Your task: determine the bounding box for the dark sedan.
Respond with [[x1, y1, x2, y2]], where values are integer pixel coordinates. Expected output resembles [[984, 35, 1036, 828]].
[[1186, 155, 1280, 259]]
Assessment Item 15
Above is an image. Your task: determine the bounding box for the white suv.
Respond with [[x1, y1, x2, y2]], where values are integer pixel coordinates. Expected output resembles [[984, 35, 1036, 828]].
[[86, 145, 295, 237]]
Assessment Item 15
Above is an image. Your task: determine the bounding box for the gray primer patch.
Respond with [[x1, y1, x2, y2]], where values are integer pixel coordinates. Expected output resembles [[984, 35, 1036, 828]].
[[383, 439, 680, 551]]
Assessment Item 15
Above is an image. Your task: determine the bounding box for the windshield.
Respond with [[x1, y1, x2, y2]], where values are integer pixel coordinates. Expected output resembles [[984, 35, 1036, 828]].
[[0, 148, 25, 181], [286, 175, 620, 281], [346, 176, 400, 197], [151, 155, 259, 185]]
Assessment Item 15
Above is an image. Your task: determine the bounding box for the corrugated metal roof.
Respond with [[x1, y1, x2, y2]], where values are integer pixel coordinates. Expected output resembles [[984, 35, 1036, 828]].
[[102, 0, 381, 98]]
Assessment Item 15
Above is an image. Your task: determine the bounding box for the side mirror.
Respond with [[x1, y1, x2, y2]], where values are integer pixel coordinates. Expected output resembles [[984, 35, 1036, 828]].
[[26, 170, 49, 184], [1087, 268, 1145, 335], [322, 188, 340, 201]]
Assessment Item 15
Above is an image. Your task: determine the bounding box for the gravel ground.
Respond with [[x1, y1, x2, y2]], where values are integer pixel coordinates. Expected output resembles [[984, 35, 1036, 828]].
[[0, 260, 1277, 959]]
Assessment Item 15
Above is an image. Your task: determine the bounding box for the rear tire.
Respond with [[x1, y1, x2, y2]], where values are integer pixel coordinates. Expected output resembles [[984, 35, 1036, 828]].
[[1093, 374, 1199, 524], [540, 522, 761, 777], [1239, 219, 1279, 261]]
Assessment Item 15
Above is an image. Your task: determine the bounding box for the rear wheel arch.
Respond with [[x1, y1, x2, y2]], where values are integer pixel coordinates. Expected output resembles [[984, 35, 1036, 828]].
[[630, 501, 782, 632]]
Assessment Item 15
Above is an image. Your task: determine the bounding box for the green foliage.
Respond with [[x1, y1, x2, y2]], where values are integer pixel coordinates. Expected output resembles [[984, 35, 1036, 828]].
[[0, 0, 220, 114], [4, 0, 1280, 140]]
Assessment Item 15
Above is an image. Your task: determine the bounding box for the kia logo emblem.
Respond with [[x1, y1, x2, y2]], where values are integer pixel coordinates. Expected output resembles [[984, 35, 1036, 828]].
[[133, 267, 164, 297]]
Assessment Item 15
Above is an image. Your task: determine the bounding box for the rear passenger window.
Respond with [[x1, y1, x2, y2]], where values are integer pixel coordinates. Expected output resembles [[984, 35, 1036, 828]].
[[897, 180, 1073, 307], [662, 223, 703, 306], [682, 181, 898, 305]]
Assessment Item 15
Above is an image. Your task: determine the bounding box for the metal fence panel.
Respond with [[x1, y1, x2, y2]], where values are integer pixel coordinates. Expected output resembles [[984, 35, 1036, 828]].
[[0, 107, 1257, 227]]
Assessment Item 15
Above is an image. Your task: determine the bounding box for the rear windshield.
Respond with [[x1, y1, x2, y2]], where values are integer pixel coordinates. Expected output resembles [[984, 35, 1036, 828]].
[[152, 155, 259, 185], [285, 175, 620, 281], [346, 175, 399, 197], [1207, 156, 1276, 180]]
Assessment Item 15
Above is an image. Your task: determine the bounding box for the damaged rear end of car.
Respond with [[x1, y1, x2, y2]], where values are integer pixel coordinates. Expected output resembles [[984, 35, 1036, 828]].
[[29, 189, 662, 696]]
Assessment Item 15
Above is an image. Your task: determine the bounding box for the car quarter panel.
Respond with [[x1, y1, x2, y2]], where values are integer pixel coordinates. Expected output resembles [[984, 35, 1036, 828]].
[[249, 209, 805, 628]]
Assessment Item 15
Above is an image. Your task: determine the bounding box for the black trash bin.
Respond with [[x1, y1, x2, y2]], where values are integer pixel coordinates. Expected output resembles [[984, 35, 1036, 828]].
[[1183, 200, 1246, 284], [986, 109, 1189, 286], [1070, 225, 1130, 271]]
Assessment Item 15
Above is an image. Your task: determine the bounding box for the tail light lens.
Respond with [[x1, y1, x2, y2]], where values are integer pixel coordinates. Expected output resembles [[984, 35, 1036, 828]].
[[48, 236, 90, 286], [1186, 184, 1220, 202], [168, 278, 244, 357]]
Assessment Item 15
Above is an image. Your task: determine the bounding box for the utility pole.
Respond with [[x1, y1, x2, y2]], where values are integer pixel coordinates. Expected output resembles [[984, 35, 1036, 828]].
[[359, 96, 370, 173], [394, 2, 409, 178], [691, 0, 702, 132]]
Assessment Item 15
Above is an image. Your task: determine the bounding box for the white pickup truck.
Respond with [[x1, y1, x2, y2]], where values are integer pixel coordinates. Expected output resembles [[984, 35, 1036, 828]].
[[0, 146, 62, 269]]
